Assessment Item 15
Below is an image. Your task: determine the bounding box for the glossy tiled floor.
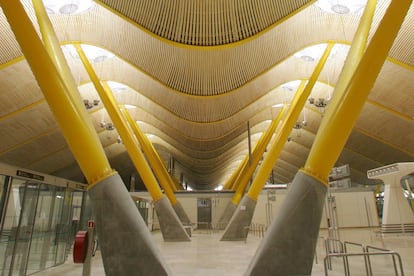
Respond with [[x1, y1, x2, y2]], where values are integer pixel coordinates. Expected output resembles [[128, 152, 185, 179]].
[[40, 228, 414, 275]]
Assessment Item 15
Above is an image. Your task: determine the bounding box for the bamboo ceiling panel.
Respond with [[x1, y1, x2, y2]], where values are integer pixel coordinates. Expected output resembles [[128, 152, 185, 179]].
[[95, 0, 314, 46]]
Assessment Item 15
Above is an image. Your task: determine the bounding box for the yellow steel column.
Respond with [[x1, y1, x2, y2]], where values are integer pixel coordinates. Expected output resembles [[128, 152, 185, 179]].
[[245, 1, 412, 274], [121, 106, 178, 204], [230, 106, 287, 205], [303, 0, 398, 183], [1, 0, 114, 185], [246, 44, 334, 201], [31, 0, 85, 113], [122, 107, 192, 224], [75, 45, 164, 201], [223, 157, 248, 190]]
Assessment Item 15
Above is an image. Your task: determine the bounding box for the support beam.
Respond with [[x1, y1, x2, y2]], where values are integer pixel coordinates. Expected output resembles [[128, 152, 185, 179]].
[[246, 0, 412, 274], [123, 107, 192, 225], [218, 107, 286, 228], [76, 45, 190, 241], [222, 43, 333, 241], [5, 0, 171, 274]]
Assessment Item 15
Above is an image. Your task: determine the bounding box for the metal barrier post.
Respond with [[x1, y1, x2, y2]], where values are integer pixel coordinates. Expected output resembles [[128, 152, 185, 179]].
[[82, 220, 95, 276]]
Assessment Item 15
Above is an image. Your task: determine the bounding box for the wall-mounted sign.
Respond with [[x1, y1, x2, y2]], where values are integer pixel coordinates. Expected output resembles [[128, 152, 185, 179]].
[[16, 170, 45, 181]]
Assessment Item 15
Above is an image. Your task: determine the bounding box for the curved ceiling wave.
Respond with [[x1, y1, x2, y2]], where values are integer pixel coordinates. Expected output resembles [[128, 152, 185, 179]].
[[95, 0, 313, 46]]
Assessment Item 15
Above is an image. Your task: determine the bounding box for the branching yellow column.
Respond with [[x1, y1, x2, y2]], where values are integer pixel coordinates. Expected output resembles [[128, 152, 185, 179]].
[[221, 43, 333, 241], [231, 105, 287, 205], [217, 107, 285, 229], [303, 0, 378, 183], [223, 157, 248, 190], [122, 107, 192, 224], [76, 45, 192, 236], [4, 0, 113, 185], [3, 1, 176, 273], [122, 108, 177, 196], [246, 0, 410, 274], [247, 43, 334, 202], [75, 45, 164, 201]]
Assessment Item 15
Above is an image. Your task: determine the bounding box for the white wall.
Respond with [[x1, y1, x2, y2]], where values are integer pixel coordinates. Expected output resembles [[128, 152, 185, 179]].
[[135, 189, 379, 230], [176, 192, 233, 226], [252, 189, 379, 228]]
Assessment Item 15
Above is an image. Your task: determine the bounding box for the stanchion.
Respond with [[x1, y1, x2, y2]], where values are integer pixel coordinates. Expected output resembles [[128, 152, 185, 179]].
[[83, 220, 95, 276], [73, 220, 96, 275]]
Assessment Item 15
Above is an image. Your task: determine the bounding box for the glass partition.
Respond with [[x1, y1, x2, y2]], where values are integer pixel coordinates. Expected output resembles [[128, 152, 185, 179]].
[[0, 176, 85, 275], [0, 175, 11, 230], [0, 178, 27, 275], [10, 182, 40, 275]]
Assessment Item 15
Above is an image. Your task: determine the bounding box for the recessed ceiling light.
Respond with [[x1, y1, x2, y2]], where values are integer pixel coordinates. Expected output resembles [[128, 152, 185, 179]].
[[281, 80, 302, 92], [300, 55, 315, 62], [331, 4, 350, 14], [294, 44, 327, 62], [61, 44, 114, 63], [124, 104, 136, 109], [107, 81, 128, 93], [43, 0, 95, 15], [316, 0, 367, 15]]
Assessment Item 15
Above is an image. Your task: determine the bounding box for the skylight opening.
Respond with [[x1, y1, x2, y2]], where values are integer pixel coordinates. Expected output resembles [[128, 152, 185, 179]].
[[43, 0, 96, 15], [316, 0, 367, 15], [61, 44, 114, 63]]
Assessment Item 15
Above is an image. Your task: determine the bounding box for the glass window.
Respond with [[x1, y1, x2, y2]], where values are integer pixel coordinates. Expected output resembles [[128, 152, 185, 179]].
[[11, 182, 40, 275], [0, 178, 27, 275]]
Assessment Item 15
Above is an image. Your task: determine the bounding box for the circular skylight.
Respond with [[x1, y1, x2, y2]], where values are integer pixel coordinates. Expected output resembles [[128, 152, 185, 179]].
[[61, 44, 115, 63], [316, 0, 367, 14], [294, 43, 328, 62], [43, 0, 95, 15]]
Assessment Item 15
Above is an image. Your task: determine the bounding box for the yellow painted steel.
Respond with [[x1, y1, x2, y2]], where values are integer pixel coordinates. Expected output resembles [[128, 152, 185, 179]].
[[1, 0, 114, 185], [230, 106, 286, 205], [302, 0, 408, 183], [223, 157, 248, 190], [75, 45, 164, 201], [247, 43, 334, 201], [122, 107, 179, 205]]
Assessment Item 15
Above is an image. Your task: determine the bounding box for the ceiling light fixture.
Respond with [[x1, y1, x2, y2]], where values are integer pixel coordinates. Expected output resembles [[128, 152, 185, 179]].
[[316, 0, 367, 15], [61, 44, 114, 63], [308, 97, 329, 113], [107, 81, 128, 93], [43, 0, 95, 15], [294, 44, 328, 62]]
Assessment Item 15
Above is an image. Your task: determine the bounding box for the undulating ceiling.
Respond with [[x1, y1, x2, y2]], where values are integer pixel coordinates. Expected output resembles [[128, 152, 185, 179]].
[[0, 0, 413, 190]]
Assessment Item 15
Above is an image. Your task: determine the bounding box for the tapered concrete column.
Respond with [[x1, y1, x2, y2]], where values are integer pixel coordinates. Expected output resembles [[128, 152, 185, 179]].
[[246, 0, 410, 274], [123, 108, 192, 226], [89, 174, 172, 275], [245, 171, 326, 275], [172, 201, 192, 226], [367, 163, 414, 232], [221, 196, 257, 241], [217, 200, 238, 230], [221, 44, 331, 241], [218, 108, 286, 229]]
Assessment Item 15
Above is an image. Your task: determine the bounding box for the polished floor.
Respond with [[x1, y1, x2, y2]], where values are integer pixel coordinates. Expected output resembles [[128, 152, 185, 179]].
[[39, 227, 414, 276]]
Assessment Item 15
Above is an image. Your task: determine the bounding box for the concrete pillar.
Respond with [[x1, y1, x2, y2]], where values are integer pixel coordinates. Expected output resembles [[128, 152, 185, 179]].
[[217, 201, 238, 229], [154, 197, 191, 241], [245, 171, 326, 275], [88, 173, 172, 276], [368, 163, 414, 232], [172, 201, 192, 226], [220, 196, 256, 241]]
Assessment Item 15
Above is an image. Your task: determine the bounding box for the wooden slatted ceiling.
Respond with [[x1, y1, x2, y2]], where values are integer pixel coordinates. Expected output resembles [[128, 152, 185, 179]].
[[96, 0, 313, 46], [1, 1, 413, 96]]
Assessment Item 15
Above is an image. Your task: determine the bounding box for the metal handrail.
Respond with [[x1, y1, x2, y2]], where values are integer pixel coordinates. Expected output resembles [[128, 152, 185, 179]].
[[325, 238, 345, 270], [343, 241, 369, 275], [323, 251, 404, 276], [366, 245, 399, 276]]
